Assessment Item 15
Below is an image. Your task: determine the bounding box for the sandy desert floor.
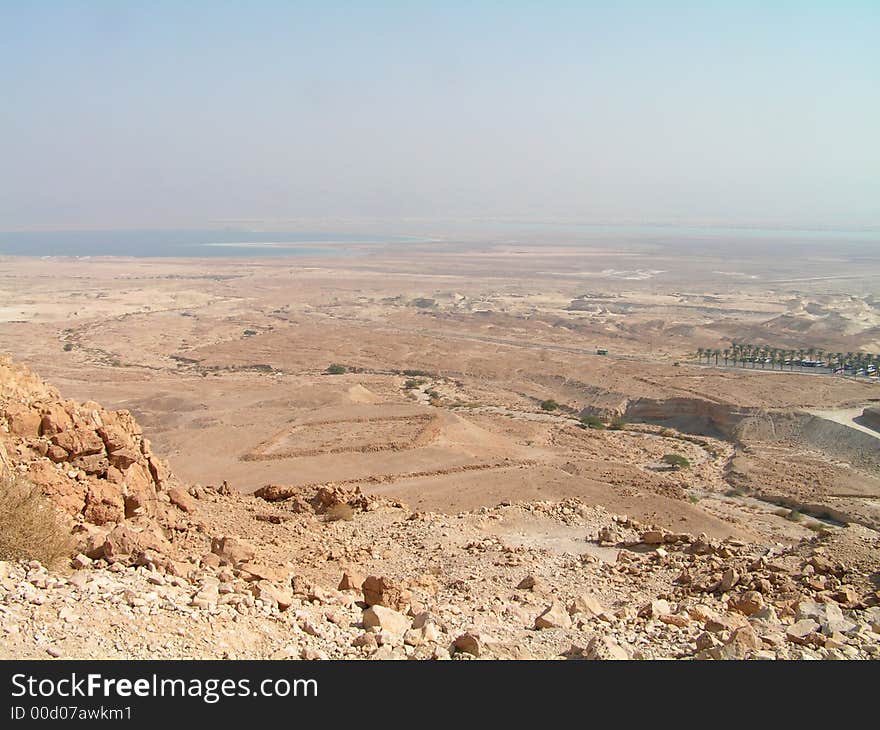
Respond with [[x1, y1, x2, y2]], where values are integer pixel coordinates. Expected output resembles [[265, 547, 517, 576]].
[[1, 233, 879, 544]]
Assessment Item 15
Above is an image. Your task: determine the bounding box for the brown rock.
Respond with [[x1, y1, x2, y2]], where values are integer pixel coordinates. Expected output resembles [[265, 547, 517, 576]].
[[3, 404, 41, 438], [39, 405, 73, 436], [581, 635, 630, 660], [352, 632, 379, 650], [700, 625, 762, 660], [82, 480, 125, 525], [71, 453, 109, 476], [46, 445, 69, 463], [338, 571, 365, 591], [639, 599, 672, 619], [168, 487, 197, 513], [105, 466, 124, 484], [453, 631, 485, 657], [96, 425, 129, 453], [834, 586, 859, 606], [210, 536, 256, 565], [535, 601, 572, 630], [363, 605, 410, 636], [809, 555, 838, 575], [51, 428, 105, 458], [101, 524, 171, 560], [253, 484, 300, 502], [362, 575, 412, 611], [201, 552, 222, 569], [26, 460, 86, 515], [720, 625, 762, 659], [145, 453, 169, 487], [237, 562, 290, 583], [121, 463, 158, 517], [567, 592, 607, 618], [71, 553, 92, 569], [703, 611, 748, 633], [786, 619, 822, 646], [642, 530, 665, 545], [695, 631, 721, 652], [252, 581, 293, 610], [516, 574, 542, 591], [108, 448, 140, 471], [729, 591, 765, 617], [719, 567, 740, 593]]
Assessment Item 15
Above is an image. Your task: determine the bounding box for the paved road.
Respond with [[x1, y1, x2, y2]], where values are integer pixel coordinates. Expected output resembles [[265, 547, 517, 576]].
[[808, 408, 880, 441]]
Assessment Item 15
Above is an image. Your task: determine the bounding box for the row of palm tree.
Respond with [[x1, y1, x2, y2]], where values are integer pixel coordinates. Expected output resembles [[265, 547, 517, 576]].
[[695, 344, 880, 376]]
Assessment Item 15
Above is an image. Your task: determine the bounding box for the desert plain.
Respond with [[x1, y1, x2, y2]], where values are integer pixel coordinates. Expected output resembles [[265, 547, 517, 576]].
[[1, 227, 879, 660]]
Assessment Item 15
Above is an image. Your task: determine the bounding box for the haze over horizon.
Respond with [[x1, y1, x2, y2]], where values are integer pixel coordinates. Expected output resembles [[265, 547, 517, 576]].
[[2, 1, 878, 230]]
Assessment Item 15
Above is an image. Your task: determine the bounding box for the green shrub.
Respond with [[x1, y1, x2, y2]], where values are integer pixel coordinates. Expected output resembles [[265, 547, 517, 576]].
[[63, 343, 73, 352], [325, 364, 347, 375], [579, 415, 606, 430], [607, 417, 626, 430], [661, 453, 691, 469], [540, 399, 558, 412]]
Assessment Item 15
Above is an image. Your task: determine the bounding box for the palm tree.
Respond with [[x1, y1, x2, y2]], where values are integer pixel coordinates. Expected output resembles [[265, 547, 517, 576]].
[[696, 347, 705, 364], [774, 351, 784, 370], [723, 348, 730, 366]]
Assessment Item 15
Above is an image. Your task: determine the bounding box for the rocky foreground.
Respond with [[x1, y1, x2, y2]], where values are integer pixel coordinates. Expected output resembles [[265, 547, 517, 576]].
[[1, 356, 879, 660]]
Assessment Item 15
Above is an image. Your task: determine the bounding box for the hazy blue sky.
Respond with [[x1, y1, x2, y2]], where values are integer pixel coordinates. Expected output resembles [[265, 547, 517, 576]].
[[1, 1, 878, 229]]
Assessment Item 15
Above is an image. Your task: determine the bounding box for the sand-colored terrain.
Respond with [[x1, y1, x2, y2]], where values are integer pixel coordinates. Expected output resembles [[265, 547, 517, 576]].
[[1, 351, 879, 662], [1, 238, 878, 537], [1, 235, 879, 660]]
